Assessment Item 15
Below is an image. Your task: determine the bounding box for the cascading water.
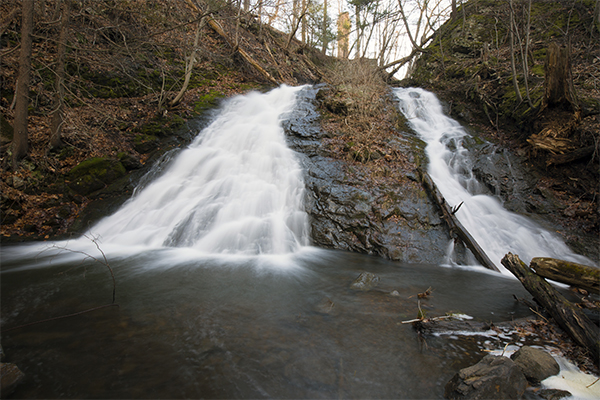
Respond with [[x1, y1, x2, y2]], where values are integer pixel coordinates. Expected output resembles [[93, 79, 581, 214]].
[[87, 85, 311, 255], [394, 87, 593, 273]]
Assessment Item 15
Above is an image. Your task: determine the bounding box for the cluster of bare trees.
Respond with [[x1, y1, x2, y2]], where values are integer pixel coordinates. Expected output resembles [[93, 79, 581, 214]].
[[3, 0, 457, 168]]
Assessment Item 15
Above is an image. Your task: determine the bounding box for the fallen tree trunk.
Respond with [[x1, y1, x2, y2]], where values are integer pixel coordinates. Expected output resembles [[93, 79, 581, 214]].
[[501, 253, 599, 362], [183, 0, 279, 86], [530, 257, 599, 295], [547, 145, 596, 166], [420, 170, 499, 272], [206, 17, 279, 85]]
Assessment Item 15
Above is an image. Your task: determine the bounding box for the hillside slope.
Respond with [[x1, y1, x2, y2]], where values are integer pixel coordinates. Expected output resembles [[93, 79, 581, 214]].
[[0, 0, 329, 239]]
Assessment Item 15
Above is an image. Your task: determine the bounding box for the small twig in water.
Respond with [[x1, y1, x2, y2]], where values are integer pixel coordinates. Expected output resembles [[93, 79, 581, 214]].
[[0, 304, 119, 333]]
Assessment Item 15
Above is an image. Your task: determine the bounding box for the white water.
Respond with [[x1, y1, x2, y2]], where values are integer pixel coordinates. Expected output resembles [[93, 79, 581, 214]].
[[86, 85, 311, 255], [394, 87, 593, 273]]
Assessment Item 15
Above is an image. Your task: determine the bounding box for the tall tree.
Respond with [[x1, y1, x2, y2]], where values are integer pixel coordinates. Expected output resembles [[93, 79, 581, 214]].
[[12, 0, 34, 168], [322, 0, 328, 54], [337, 11, 350, 58], [49, 0, 71, 150]]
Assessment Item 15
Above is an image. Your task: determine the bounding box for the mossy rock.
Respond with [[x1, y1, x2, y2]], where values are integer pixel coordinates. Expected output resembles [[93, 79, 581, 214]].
[[68, 157, 126, 196], [133, 134, 159, 153], [193, 91, 225, 115]]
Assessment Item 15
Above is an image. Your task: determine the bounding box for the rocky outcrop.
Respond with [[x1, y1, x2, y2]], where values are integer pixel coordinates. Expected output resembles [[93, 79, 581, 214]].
[[444, 355, 527, 399], [284, 86, 450, 264]]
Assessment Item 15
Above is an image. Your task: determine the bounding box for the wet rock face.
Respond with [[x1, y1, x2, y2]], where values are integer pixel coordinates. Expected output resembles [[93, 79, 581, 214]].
[[284, 86, 450, 264], [444, 355, 527, 400]]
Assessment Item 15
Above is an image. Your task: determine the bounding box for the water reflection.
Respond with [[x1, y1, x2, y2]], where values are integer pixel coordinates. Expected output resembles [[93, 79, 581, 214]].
[[2, 248, 534, 399]]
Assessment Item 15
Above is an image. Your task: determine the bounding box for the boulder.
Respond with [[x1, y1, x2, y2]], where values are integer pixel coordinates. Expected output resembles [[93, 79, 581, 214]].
[[444, 355, 527, 399], [510, 346, 560, 384], [0, 362, 25, 397], [67, 157, 127, 196]]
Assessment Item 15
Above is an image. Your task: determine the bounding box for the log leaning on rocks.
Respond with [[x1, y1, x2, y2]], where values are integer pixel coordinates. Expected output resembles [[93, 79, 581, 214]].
[[501, 253, 600, 362], [530, 257, 599, 295], [420, 169, 499, 272]]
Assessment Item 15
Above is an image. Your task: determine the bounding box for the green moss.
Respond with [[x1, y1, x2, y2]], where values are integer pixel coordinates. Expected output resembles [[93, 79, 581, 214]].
[[68, 157, 126, 195], [135, 113, 185, 137], [531, 64, 545, 77], [133, 134, 159, 153], [193, 91, 225, 115]]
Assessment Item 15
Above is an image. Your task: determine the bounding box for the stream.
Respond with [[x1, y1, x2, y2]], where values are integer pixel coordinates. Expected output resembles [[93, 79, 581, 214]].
[[0, 85, 596, 398]]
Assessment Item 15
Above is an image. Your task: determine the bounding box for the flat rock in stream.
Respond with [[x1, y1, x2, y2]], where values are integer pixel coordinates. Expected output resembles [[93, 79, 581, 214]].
[[414, 316, 536, 337]]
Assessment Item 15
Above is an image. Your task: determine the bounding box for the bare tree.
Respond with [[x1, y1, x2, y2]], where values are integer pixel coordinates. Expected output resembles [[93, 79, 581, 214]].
[[49, 0, 71, 150], [12, 0, 34, 168]]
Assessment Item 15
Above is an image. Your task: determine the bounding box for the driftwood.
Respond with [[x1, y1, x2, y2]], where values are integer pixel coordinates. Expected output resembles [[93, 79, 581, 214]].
[[530, 257, 600, 295], [420, 169, 499, 272], [501, 253, 599, 362]]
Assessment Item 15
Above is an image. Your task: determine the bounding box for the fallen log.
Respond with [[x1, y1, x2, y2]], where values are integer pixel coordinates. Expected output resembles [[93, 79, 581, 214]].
[[205, 17, 279, 85], [183, 0, 279, 85], [530, 257, 599, 295], [501, 253, 599, 362], [420, 169, 499, 272], [547, 145, 596, 166]]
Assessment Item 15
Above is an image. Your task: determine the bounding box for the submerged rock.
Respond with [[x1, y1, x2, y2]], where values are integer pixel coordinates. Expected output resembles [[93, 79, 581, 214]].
[[444, 354, 527, 399], [350, 272, 380, 291], [510, 346, 560, 384]]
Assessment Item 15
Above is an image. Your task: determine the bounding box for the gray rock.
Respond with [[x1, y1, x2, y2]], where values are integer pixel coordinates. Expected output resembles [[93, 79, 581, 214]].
[[510, 346, 560, 384], [0, 362, 25, 397], [444, 355, 527, 399], [350, 272, 380, 291]]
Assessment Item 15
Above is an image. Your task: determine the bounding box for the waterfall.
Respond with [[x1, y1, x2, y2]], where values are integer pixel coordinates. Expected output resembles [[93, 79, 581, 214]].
[[394, 87, 592, 273], [88, 85, 311, 255]]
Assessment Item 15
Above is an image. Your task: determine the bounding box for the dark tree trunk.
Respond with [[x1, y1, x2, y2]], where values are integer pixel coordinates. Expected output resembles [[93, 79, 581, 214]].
[[543, 42, 579, 111], [501, 253, 599, 363], [50, 0, 70, 150], [12, 0, 34, 168], [420, 170, 499, 272]]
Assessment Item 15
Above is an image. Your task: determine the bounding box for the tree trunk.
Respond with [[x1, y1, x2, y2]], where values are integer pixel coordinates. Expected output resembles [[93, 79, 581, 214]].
[[501, 253, 599, 362], [420, 170, 499, 272], [530, 257, 599, 295], [322, 0, 328, 54], [355, 5, 361, 58], [12, 0, 34, 168], [170, 15, 206, 108], [543, 42, 579, 111], [337, 12, 350, 59], [49, 0, 70, 150], [509, 0, 523, 104], [451, 0, 457, 20]]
